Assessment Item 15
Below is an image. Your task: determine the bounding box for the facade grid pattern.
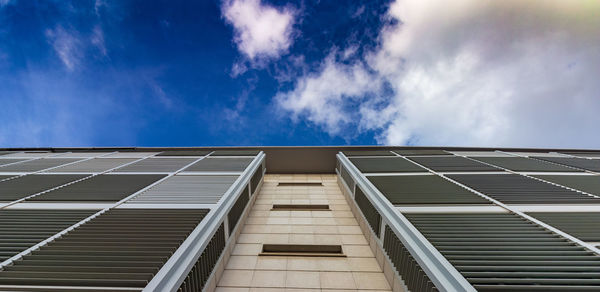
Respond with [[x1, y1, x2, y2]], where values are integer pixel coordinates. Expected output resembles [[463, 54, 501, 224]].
[[339, 148, 600, 291], [0, 150, 264, 292], [1, 147, 600, 291]]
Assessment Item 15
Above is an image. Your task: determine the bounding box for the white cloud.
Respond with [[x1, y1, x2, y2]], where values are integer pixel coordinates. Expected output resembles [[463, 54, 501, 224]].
[[45, 27, 81, 71], [276, 0, 600, 148], [276, 54, 383, 134], [45, 24, 108, 71], [222, 0, 296, 61], [150, 82, 173, 109], [0, 70, 103, 146], [91, 25, 107, 56]]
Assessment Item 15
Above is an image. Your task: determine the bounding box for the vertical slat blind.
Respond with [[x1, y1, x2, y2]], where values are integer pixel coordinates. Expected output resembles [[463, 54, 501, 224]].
[[227, 186, 250, 234], [355, 186, 381, 237], [383, 225, 438, 292], [178, 223, 226, 292], [250, 163, 264, 195]]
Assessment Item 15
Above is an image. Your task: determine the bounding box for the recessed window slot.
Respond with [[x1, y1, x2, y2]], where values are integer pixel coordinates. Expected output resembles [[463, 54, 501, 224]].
[[271, 204, 330, 211], [277, 182, 323, 186], [260, 244, 345, 257]]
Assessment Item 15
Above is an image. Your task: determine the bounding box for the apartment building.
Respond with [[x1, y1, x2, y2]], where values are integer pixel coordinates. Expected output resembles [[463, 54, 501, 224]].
[[0, 147, 598, 291]]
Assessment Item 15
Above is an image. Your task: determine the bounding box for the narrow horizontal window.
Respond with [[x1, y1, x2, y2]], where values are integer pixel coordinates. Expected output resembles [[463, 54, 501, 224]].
[[271, 204, 330, 211], [260, 244, 345, 257], [277, 182, 323, 186]]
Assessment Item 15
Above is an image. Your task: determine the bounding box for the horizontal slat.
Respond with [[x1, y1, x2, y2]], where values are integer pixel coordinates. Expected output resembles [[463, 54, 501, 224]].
[[0, 209, 209, 290], [408, 156, 499, 172], [0, 159, 82, 172], [472, 157, 579, 172], [127, 175, 237, 204], [368, 175, 491, 205], [537, 157, 600, 172], [561, 152, 600, 158], [46, 159, 137, 173], [394, 150, 449, 156], [0, 175, 87, 202], [52, 152, 110, 158], [183, 157, 252, 172], [350, 157, 427, 173], [527, 212, 600, 242], [451, 151, 511, 157], [113, 158, 196, 173], [0, 210, 94, 262], [0, 153, 53, 158], [210, 150, 259, 156], [28, 175, 166, 202], [406, 213, 600, 290], [533, 175, 600, 196], [342, 150, 395, 157], [156, 151, 210, 157], [447, 174, 600, 204], [102, 152, 157, 158], [0, 159, 27, 167], [508, 152, 568, 158]]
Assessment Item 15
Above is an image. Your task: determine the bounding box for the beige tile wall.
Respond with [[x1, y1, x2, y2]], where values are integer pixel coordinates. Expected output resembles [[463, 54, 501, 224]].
[[215, 174, 392, 292]]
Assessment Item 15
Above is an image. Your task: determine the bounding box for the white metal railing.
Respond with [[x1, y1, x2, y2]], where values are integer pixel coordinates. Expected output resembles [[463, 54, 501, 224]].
[[143, 151, 265, 292], [337, 153, 475, 292]]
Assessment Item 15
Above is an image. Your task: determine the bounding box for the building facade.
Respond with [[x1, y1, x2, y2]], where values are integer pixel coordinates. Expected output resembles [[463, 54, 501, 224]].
[[0, 147, 599, 291]]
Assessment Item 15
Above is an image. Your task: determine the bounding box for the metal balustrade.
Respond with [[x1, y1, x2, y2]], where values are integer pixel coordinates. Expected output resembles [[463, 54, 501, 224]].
[[143, 152, 265, 292], [384, 225, 438, 292], [336, 153, 475, 292], [178, 223, 226, 292], [355, 186, 381, 237]]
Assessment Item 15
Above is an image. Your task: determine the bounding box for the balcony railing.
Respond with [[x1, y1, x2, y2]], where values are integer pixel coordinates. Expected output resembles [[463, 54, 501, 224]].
[[336, 153, 475, 292]]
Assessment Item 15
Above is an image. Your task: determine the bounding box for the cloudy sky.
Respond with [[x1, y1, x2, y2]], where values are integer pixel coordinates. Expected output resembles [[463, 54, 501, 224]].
[[1, 0, 599, 148]]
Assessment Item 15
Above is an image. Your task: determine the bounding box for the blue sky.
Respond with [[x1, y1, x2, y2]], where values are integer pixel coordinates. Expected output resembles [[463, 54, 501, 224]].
[[1, 0, 600, 148]]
